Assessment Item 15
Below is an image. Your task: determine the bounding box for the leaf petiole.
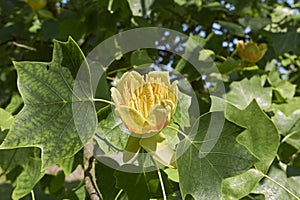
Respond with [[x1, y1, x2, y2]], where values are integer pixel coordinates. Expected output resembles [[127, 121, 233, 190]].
[[93, 98, 115, 106], [114, 189, 124, 200], [31, 190, 35, 200]]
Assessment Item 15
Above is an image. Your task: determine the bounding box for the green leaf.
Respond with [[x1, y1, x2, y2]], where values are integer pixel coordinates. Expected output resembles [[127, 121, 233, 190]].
[[173, 91, 192, 128], [164, 168, 179, 183], [74, 185, 86, 200], [0, 129, 7, 143], [225, 76, 272, 110], [37, 9, 56, 20], [294, 157, 300, 168], [268, 70, 296, 100], [212, 98, 279, 173], [174, 0, 202, 7], [95, 161, 120, 200], [46, 171, 66, 196], [131, 16, 151, 27], [5, 92, 23, 114], [285, 126, 300, 150], [279, 115, 300, 151], [59, 18, 87, 41], [217, 57, 242, 74], [52, 37, 87, 79], [272, 109, 300, 136], [222, 169, 264, 200], [0, 37, 97, 169], [211, 98, 280, 198], [127, 0, 155, 16], [97, 104, 112, 122], [175, 35, 205, 81], [272, 97, 300, 116], [123, 135, 141, 162], [95, 112, 129, 155], [176, 112, 257, 199], [12, 157, 44, 200], [130, 49, 153, 67], [254, 164, 300, 199], [0, 148, 33, 176], [0, 129, 34, 176], [92, 63, 110, 111], [204, 33, 227, 56], [115, 166, 173, 200], [272, 97, 300, 150], [198, 49, 215, 61], [140, 133, 175, 167], [59, 156, 75, 176], [278, 143, 298, 164], [228, 101, 279, 172], [238, 17, 271, 31], [175, 58, 201, 82], [0, 108, 14, 131], [160, 124, 180, 150], [0, 184, 13, 200], [218, 21, 245, 37], [262, 30, 300, 57]]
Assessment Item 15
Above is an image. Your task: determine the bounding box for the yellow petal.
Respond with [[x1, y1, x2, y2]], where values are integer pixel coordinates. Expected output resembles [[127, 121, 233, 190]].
[[170, 80, 178, 104], [147, 104, 168, 131], [111, 87, 124, 106], [170, 80, 178, 96], [147, 71, 170, 86], [161, 99, 176, 118], [117, 71, 144, 95], [116, 105, 152, 134]]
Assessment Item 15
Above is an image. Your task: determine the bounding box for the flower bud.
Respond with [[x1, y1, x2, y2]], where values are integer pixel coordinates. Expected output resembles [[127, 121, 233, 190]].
[[27, 0, 47, 10], [236, 40, 267, 63]]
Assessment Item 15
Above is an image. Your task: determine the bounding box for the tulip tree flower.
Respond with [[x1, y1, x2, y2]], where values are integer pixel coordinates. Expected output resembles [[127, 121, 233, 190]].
[[236, 40, 267, 63], [111, 71, 178, 135]]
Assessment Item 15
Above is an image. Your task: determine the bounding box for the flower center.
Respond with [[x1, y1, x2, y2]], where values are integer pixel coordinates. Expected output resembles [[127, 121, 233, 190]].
[[127, 83, 176, 119]]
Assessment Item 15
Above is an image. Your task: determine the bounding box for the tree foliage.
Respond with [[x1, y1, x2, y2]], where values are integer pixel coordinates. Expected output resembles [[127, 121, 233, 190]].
[[0, 0, 300, 199]]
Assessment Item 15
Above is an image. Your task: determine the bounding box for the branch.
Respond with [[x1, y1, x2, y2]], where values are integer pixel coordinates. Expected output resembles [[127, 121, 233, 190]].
[[84, 142, 102, 200], [10, 41, 37, 51]]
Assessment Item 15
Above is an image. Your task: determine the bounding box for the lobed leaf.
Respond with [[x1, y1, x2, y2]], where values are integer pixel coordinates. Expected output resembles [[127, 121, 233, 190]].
[[12, 157, 44, 200], [0, 37, 97, 169], [211, 97, 280, 199], [176, 112, 257, 199], [225, 76, 272, 110], [0, 108, 14, 131]]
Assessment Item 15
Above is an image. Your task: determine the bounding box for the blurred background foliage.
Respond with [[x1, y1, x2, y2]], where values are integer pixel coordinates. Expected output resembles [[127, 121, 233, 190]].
[[1, 0, 300, 108], [0, 0, 300, 199]]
